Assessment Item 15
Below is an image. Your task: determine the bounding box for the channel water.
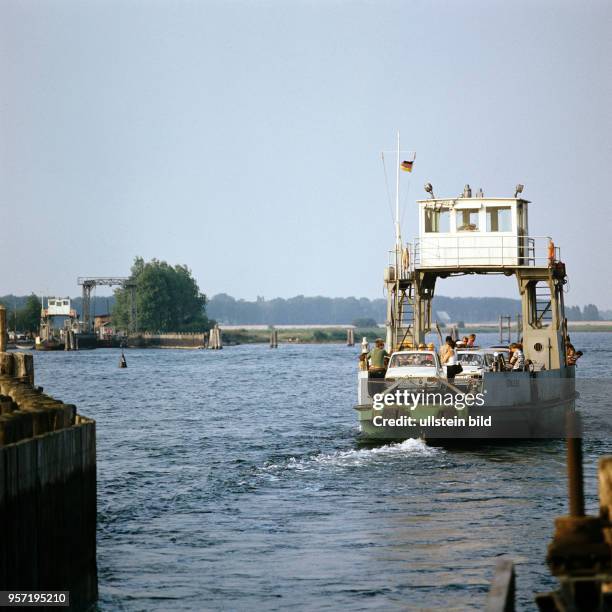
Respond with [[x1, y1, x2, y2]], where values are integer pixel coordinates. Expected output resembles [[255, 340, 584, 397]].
[[34, 332, 612, 611]]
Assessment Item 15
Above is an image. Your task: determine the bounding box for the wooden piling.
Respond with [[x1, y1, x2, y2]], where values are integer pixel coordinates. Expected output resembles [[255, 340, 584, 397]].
[[0, 305, 6, 352], [485, 559, 515, 612], [347, 328, 354, 346], [269, 329, 278, 348], [599, 456, 612, 546], [0, 349, 97, 609], [209, 324, 223, 349], [0, 352, 14, 376]]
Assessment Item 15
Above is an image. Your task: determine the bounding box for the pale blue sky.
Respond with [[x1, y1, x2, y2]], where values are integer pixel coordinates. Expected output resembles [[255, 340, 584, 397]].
[[1, 0, 611, 307]]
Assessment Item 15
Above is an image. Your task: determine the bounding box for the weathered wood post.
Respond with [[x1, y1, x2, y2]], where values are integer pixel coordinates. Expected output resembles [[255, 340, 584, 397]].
[[599, 456, 612, 593], [347, 328, 354, 346], [485, 559, 515, 612], [269, 329, 278, 348], [209, 324, 223, 349], [0, 305, 6, 352], [599, 456, 612, 547]]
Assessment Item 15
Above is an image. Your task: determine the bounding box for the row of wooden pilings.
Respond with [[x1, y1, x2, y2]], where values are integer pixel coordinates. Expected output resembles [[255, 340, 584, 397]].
[[268, 328, 356, 348], [0, 305, 98, 610], [130, 326, 361, 350]]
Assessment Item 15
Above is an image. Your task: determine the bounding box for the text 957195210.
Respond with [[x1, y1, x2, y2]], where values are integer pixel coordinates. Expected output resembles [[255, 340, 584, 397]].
[[0, 592, 69, 607]]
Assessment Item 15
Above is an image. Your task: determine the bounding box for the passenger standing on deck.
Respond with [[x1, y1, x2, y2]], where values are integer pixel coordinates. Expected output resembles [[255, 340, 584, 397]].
[[467, 334, 476, 348], [367, 339, 388, 396], [440, 336, 454, 364], [509, 343, 525, 371], [441, 337, 460, 380]]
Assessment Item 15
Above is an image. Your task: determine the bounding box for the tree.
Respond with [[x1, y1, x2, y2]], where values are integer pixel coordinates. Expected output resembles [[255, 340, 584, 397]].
[[18, 295, 42, 332], [582, 304, 601, 321], [565, 305, 582, 321], [112, 257, 210, 332], [0, 294, 41, 333]]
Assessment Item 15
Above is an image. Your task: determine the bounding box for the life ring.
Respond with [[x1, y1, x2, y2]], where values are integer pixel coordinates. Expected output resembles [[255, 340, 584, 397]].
[[548, 240, 555, 263]]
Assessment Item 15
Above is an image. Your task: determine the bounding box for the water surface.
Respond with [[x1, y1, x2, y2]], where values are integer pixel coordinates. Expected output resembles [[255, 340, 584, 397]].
[[34, 332, 611, 611]]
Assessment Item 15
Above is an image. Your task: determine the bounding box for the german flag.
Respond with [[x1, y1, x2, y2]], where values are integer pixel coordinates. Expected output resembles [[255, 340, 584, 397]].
[[400, 160, 414, 172]]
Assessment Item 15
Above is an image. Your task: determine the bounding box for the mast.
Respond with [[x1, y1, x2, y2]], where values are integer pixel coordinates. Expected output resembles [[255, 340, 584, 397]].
[[395, 130, 401, 247]]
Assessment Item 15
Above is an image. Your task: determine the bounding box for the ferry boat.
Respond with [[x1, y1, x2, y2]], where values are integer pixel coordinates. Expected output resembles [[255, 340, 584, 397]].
[[35, 297, 97, 350], [354, 137, 576, 441]]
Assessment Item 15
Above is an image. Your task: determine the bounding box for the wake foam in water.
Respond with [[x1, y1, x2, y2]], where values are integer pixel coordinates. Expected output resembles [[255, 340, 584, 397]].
[[264, 438, 440, 474]]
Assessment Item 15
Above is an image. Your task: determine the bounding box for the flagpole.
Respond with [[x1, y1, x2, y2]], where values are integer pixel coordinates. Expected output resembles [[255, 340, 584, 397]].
[[395, 130, 401, 247]]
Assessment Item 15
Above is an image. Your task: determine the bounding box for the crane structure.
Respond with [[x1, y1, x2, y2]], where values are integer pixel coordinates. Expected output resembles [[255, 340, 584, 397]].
[[77, 277, 138, 335]]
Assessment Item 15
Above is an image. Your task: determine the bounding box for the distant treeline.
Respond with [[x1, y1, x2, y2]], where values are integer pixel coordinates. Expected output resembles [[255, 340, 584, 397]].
[[0, 293, 608, 326], [207, 293, 608, 324]]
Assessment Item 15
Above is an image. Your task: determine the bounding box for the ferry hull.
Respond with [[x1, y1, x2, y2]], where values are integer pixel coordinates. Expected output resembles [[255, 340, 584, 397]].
[[355, 396, 576, 442], [35, 340, 64, 351]]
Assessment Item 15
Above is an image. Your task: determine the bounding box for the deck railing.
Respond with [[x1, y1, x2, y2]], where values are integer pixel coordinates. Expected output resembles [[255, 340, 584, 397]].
[[388, 236, 559, 278]]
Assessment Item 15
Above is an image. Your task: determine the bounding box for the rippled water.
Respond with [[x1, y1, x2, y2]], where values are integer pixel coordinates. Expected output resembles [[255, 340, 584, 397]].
[[33, 332, 612, 611]]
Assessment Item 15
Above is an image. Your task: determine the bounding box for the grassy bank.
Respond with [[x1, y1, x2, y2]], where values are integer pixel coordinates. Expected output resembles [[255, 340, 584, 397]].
[[223, 327, 383, 345], [223, 323, 612, 345]]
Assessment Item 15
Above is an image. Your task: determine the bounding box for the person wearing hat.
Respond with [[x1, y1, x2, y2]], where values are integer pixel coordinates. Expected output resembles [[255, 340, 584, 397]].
[[367, 338, 388, 396]]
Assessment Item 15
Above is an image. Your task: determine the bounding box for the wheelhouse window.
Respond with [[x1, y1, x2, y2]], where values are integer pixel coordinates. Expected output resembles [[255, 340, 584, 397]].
[[424, 208, 450, 233], [457, 209, 479, 231], [486, 206, 512, 232]]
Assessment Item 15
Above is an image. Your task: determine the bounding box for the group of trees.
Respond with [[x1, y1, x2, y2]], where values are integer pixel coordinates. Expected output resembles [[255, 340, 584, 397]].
[[112, 257, 211, 332], [1, 263, 606, 333], [208, 294, 385, 325], [207, 294, 607, 325], [565, 304, 602, 321], [0, 295, 42, 333]]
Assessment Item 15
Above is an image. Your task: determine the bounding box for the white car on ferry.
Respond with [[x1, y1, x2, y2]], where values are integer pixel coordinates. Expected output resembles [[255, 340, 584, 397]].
[[456, 348, 513, 378], [384, 350, 444, 382]]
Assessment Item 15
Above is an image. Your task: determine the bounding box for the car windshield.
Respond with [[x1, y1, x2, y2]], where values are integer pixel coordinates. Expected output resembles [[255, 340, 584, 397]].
[[389, 353, 436, 368], [458, 353, 484, 366]]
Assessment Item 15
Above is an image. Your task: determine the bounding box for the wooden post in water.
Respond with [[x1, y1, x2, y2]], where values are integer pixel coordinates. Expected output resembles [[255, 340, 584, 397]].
[[599, 456, 612, 593], [209, 324, 223, 349], [0, 305, 6, 352], [269, 329, 278, 348], [485, 559, 515, 612], [347, 328, 354, 346], [599, 456, 612, 545]]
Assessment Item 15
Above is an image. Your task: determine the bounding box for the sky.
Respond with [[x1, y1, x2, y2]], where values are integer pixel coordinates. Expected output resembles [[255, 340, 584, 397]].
[[1, 0, 611, 307]]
